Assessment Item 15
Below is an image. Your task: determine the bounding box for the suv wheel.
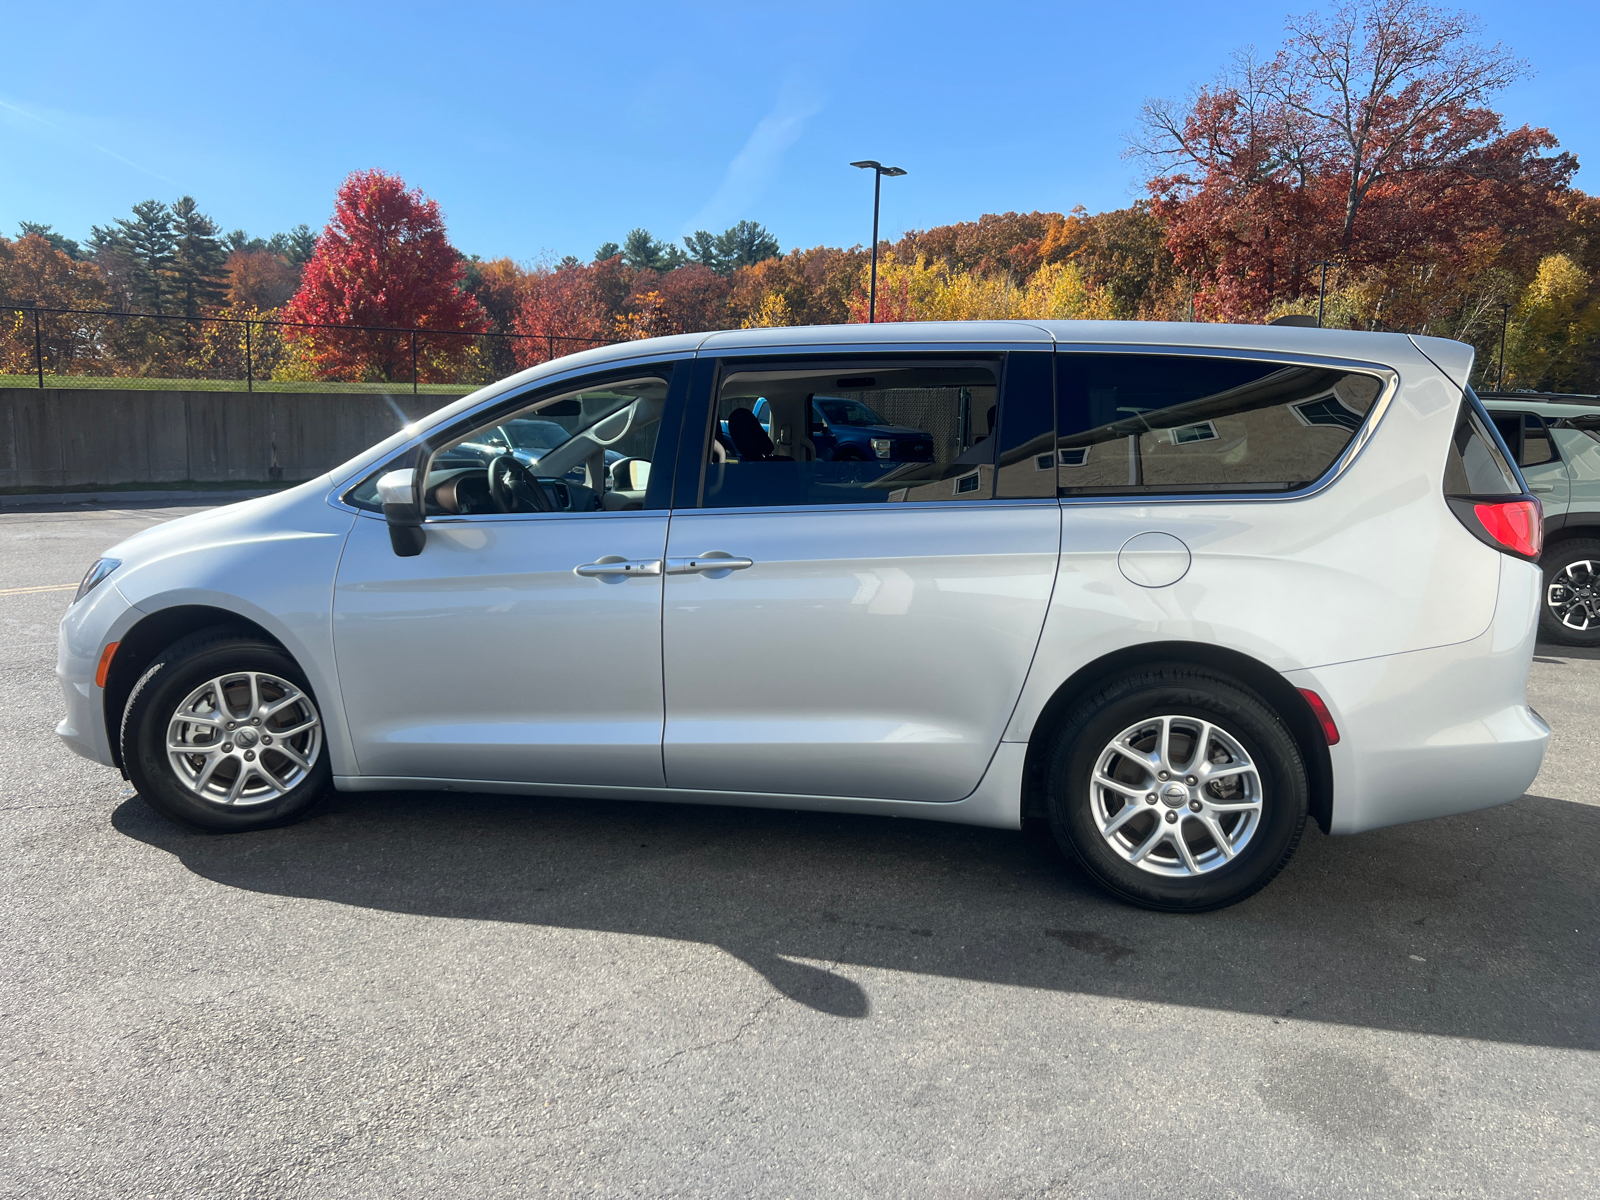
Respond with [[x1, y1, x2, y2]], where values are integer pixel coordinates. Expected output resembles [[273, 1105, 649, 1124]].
[[1046, 667, 1309, 912], [121, 631, 331, 832], [1539, 539, 1600, 647]]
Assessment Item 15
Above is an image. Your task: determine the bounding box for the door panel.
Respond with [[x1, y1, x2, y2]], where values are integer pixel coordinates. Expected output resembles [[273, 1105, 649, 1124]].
[[333, 512, 668, 785], [661, 504, 1061, 801]]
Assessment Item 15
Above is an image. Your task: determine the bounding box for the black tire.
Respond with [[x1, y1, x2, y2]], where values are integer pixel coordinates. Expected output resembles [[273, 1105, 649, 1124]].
[[832, 446, 866, 461], [121, 631, 332, 833], [1045, 666, 1308, 912], [1538, 539, 1600, 647]]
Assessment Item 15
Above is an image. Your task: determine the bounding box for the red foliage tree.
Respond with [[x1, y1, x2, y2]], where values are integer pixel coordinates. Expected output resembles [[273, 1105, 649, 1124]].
[[281, 170, 487, 382], [511, 263, 611, 368], [655, 263, 732, 332]]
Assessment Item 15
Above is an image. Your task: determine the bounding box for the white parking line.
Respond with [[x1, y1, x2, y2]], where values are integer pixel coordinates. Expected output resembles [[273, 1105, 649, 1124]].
[[0, 583, 76, 596]]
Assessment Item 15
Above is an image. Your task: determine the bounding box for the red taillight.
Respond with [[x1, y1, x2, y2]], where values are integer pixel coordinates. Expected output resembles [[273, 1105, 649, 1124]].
[[1474, 499, 1543, 558], [1297, 688, 1341, 746]]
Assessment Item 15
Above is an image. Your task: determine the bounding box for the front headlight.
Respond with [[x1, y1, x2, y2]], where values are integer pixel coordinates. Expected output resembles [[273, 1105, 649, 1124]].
[[871, 438, 893, 459], [74, 558, 120, 605]]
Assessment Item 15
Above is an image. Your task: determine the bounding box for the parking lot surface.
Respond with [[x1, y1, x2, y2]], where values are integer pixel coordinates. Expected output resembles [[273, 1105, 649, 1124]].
[[3, 501, 1596, 1199]]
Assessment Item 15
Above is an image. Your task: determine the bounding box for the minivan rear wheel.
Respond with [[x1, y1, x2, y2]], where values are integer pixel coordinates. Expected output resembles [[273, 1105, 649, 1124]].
[[1539, 539, 1600, 647], [121, 632, 331, 832], [1046, 667, 1308, 912]]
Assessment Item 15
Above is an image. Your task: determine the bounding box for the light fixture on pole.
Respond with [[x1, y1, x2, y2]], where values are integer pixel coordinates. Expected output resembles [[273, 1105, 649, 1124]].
[[850, 160, 907, 323]]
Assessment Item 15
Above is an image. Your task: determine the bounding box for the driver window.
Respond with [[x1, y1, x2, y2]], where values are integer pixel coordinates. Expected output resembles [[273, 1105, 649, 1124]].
[[424, 374, 670, 516]]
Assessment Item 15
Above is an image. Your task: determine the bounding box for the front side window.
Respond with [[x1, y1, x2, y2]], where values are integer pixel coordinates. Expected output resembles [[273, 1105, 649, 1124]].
[[1056, 353, 1386, 495], [700, 361, 999, 508], [346, 371, 673, 515]]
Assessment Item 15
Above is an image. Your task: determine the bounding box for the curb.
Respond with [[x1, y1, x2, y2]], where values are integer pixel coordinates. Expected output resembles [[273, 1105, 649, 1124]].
[[0, 489, 281, 509]]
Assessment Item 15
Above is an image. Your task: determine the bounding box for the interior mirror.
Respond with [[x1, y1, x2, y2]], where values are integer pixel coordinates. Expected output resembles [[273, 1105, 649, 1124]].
[[377, 467, 425, 557]]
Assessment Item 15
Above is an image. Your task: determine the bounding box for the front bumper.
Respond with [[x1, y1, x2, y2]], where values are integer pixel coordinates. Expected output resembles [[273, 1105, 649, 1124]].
[[55, 579, 137, 768]]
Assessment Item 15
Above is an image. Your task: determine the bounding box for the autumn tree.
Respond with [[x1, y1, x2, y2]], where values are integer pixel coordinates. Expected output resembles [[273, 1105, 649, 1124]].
[[1134, 0, 1576, 324], [226, 250, 301, 310], [512, 262, 611, 367], [280, 170, 487, 382], [17, 222, 83, 260], [0, 233, 109, 374]]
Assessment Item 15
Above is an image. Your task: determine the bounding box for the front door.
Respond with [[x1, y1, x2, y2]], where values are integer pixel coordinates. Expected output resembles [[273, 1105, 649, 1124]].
[[332, 363, 684, 787], [661, 351, 1060, 802]]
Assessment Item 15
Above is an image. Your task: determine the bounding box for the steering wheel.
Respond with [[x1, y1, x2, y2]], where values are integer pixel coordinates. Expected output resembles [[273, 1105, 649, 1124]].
[[487, 453, 555, 513]]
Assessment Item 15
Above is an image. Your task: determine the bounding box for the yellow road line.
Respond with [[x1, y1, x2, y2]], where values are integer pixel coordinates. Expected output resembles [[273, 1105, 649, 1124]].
[[0, 583, 77, 596]]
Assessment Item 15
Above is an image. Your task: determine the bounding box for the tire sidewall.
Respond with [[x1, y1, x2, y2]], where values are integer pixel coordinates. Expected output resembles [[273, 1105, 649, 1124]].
[[1538, 540, 1600, 647], [123, 637, 331, 832], [1048, 673, 1308, 912]]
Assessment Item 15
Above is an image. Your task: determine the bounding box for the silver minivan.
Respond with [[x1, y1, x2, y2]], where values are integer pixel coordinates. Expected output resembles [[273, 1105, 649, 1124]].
[[58, 321, 1551, 910]]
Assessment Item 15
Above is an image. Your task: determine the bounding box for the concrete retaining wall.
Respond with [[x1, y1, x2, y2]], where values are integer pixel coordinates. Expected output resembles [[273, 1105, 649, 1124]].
[[0, 388, 465, 491]]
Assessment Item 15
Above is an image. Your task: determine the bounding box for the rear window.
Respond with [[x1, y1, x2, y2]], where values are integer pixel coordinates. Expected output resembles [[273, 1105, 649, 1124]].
[[1444, 400, 1521, 495], [1056, 353, 1385, 494]]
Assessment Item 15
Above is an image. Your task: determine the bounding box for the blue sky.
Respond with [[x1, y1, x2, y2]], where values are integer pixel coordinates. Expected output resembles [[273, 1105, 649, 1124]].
[[2, 0, 1595, 263]]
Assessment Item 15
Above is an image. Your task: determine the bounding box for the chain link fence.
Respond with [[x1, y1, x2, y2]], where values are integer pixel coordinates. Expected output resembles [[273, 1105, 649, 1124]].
[[0, 304, 622, 393]]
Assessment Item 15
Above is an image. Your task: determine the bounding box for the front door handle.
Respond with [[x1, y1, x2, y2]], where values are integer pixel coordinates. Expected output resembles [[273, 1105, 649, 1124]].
[[665, 553, 754, 577], [575, 557, 663, 578]]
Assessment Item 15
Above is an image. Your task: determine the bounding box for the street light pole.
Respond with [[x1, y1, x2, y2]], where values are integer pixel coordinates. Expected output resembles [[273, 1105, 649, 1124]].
[[1316, 260, 1332, 328], [850, 160, 907, 323], [1498, 303, 1511, 390]]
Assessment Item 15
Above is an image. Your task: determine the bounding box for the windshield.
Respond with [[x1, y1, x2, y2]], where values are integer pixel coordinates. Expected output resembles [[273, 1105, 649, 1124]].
[[502, 418, 570, 453], [814, 397, 887, 427]]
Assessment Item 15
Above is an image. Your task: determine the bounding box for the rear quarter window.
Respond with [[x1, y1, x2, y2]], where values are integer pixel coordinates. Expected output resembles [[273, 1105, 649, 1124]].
[[1056, 353, 1385, 495], [1444, 400, 1521, 495]]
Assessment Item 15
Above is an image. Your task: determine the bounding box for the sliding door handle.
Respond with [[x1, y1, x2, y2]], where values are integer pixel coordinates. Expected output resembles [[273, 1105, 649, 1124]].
[[665, 553, 754, 577], [575, 557, 662, 578]]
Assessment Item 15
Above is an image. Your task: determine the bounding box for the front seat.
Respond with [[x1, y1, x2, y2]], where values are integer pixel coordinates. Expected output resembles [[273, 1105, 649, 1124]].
[[727, 407, 791, 461]]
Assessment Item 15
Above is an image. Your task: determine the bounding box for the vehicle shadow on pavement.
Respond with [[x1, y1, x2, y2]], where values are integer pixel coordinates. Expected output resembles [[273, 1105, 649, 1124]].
[[111, 789, 1598, 1048]]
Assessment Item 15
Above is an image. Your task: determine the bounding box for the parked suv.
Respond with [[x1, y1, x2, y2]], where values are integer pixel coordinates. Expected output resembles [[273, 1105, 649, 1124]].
[[1479, 391, 1600, 645], [58, 322, 1549, 912]]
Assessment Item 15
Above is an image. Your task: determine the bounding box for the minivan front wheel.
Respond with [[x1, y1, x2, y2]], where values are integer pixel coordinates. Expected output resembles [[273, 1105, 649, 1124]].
[[1047, 667, 1308, 912], [121, 632, 331, 832]]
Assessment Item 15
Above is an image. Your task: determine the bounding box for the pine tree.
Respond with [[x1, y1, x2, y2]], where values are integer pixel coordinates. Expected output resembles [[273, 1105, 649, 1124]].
[[92, 200, 176, 312], [170, 196, 228, 316], [683, 222, 780, 276], [621, 228, 686, 272]]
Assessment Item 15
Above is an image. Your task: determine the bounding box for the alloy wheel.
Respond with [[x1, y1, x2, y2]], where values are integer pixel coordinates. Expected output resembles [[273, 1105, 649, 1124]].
[[1089, 714, 1263, 877], [1547, 559, 1600, 632], [165, 671, 322, 806]]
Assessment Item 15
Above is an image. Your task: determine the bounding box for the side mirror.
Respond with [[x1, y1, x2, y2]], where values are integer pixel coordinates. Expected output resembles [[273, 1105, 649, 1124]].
[[377, 468, 425, 557]]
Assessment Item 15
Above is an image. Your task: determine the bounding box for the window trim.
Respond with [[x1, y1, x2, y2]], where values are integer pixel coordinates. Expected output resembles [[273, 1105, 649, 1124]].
[[1054, 346, 1399, 507]]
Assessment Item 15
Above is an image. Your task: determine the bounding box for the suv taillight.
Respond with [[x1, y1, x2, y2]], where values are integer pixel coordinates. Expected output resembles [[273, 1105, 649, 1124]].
[[1474, 499, 1543, 558], [1445, 495, 1543, 561]]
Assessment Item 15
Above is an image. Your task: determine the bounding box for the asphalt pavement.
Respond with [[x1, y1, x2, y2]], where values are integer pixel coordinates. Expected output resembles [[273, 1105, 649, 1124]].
[[2, 501, 1596, 1199]]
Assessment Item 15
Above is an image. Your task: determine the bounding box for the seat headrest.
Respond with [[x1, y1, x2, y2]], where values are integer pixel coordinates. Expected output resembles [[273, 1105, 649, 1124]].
[[727, 407, 775, 461]]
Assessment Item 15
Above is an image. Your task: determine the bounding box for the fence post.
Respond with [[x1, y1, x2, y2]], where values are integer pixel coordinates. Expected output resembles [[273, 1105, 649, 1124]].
[[33, 307, 44, 389], [410, 330, 418, 396], [245, 319, 253, 393], [547, 333, 554, 363]]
